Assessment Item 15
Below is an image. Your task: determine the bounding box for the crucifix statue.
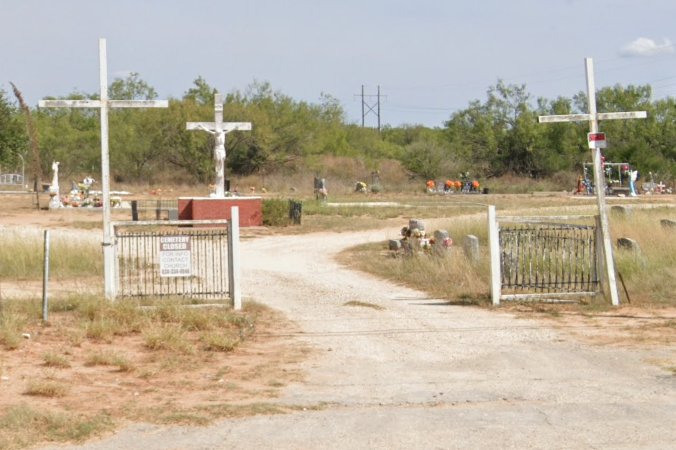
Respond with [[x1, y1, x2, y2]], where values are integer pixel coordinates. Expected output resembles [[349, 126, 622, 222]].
[[39, 38, 168, 299], [186, 93, 252, 197], [539, 57, 647, 306]]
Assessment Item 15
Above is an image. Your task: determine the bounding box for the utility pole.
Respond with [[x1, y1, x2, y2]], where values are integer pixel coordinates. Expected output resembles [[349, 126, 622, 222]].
[[357, 85, 383, 132]]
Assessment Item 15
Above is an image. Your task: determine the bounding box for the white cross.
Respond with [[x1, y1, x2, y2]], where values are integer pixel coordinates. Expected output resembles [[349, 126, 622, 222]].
[[39, 38, 168, 300], [186, 93, 251, 197], [539, 58, 647, 306]]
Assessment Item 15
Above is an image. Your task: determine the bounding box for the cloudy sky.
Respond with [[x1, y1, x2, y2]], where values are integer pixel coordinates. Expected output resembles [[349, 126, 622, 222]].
[[2, 0, 674, 127]]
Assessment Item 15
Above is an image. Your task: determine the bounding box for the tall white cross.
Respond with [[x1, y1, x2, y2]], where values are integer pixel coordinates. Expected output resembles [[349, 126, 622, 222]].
[[39, 38, 168, 300], [539, 58, 647, 306], [186, 93, 251, 197]]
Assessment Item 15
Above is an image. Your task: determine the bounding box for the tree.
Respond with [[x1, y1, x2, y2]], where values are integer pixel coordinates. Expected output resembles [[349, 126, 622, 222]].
[[37, 91, 101, 180], [109, 72, 158, 100], [535, 96, 587, 172], [0, 88, 27, 171], [402, 137, 454, 180], [108, 73, 164, 181], [445, 80, 583, 178], [183, 76, 216, 106]]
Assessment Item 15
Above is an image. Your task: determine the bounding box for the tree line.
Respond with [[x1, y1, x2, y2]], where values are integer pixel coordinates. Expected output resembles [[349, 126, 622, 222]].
[[1, 75, 674, 186]]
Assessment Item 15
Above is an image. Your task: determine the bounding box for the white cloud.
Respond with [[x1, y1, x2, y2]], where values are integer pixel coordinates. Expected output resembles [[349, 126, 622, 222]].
[[620, 37, 674, 57]]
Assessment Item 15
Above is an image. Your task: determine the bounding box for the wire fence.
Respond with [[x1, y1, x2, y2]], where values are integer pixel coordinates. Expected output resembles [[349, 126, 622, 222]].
[[114, 221, 230, 300]]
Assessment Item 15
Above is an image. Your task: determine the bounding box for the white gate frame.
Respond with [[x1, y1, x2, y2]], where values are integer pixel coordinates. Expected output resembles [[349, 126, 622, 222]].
[[489, 205, 606, 305], [111, 207, 242, 309]]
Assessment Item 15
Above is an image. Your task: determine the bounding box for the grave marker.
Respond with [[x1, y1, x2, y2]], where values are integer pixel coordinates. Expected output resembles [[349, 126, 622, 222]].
[[186, 93, 251, 197], [39, 38, 169, 299], [538, 58, 647, 306]]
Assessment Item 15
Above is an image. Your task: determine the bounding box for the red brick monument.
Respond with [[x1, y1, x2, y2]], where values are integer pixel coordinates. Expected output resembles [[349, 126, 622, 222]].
[[178, 197, 262, 227]]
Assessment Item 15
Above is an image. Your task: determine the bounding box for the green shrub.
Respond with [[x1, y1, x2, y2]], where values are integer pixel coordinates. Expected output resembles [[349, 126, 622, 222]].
[[262, 198, 293, 226]]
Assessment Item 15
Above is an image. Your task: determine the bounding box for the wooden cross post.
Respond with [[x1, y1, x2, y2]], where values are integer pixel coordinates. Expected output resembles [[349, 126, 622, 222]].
[[538, 58, 647, 306], [39, 38, 168, 300], [186, 93, 251, 197]]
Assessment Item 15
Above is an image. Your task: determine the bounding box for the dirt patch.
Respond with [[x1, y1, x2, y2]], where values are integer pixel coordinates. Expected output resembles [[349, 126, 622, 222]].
[[505, 303, 676, 348], [0, 303, 310, 444]]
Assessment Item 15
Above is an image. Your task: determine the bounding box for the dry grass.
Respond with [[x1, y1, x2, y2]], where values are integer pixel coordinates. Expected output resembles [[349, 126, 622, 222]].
[[24, 379, 69, 398], [0, 294, 301, 448], [84, 350, 134, 372], [339, 202, 676, 309], [42, 352, 71, 369], [0, 405, 113, 450], [610, 207, 676, 305], [0, 230, 102, 279], [339, 212, 493, 305]]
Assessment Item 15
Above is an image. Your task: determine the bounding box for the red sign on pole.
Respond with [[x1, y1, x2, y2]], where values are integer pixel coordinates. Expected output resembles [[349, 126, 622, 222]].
[[587, 132, 607, 149]]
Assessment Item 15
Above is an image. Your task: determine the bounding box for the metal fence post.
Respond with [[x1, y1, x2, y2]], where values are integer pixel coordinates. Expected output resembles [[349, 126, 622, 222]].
[[131, 200, 139, 221]]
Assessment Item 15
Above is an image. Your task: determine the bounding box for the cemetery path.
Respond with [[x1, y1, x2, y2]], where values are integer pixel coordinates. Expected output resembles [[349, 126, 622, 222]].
[[48, 226, 676, 450]]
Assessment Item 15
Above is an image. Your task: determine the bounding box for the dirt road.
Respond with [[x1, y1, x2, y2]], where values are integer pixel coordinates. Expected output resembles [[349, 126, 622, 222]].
[[43, 228, 675, 449]]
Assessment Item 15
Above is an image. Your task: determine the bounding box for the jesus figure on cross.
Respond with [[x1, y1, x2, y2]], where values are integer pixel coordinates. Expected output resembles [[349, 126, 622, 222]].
[[197, 124, 227, 189], [186, 93, 252, 197]]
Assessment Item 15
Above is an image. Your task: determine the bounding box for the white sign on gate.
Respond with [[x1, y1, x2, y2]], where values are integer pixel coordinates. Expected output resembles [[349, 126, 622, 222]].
[[159, 236, 192, 277]]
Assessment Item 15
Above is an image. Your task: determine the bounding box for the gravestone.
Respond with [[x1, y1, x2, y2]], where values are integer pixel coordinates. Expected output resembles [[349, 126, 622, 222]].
[[463, 234, 480, 263], [433, 230, 450, 255], [388, 239, 402, 251], [660, 219, 676, 230], [408, 219, 425, 233], [617, 237, 641, 254], [611, 205, 631, 217]]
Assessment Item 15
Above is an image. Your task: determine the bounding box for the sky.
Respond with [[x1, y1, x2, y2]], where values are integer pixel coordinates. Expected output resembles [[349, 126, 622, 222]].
[[2, 0, 675, 128]]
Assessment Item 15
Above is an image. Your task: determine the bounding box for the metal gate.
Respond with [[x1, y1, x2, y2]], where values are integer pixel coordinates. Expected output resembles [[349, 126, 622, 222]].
[[113, 220, 237, 301], [490, 214, 601, 303]]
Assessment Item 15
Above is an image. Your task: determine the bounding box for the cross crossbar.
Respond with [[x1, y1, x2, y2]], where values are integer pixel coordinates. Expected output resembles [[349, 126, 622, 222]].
[[38, 38, 168, 300], [186, 122, 252, 132], [39, 99, 169, 109], [537, 57, 647, 307], [186, 93, 251, 197], [538, 111, 647, 123]]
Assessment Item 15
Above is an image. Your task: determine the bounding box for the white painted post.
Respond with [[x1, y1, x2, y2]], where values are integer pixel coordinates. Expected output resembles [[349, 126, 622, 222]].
[[39, 38, 168, 300], [538, 57, 648, 306], [488, 205, 501, 305], [98, 39, 115, 300], [585, 58, 619, 306], [186, 94, 252, 197], [228, 207, 242, 310]]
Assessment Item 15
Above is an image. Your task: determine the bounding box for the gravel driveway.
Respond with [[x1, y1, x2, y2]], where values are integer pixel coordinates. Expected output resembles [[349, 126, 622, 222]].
[[44, 228, 676, 449]]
